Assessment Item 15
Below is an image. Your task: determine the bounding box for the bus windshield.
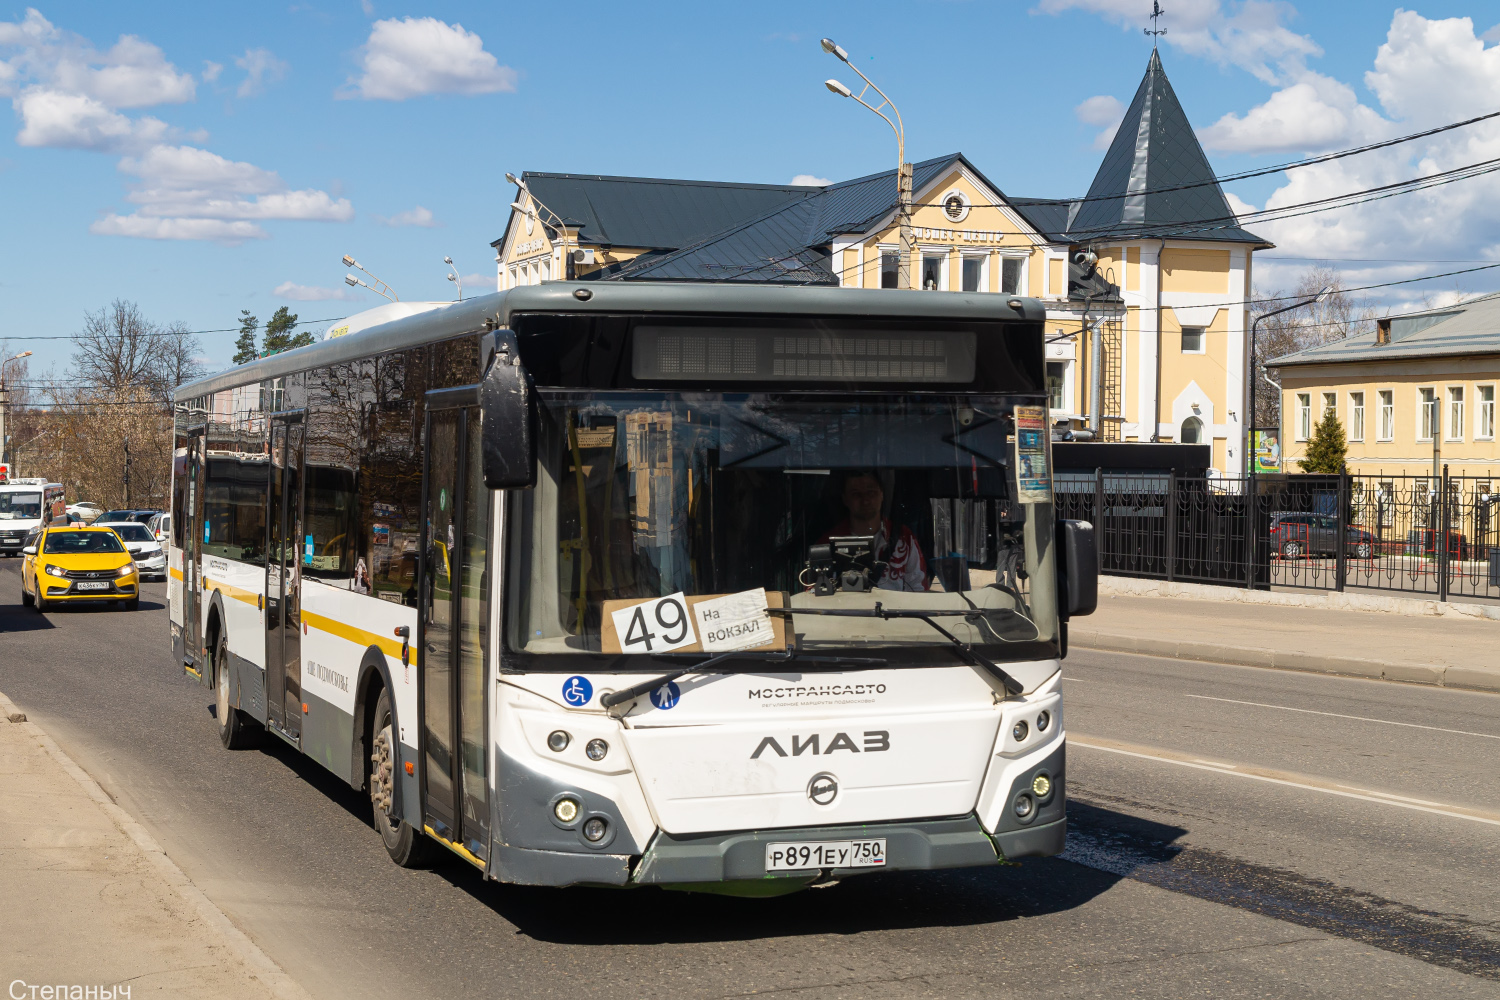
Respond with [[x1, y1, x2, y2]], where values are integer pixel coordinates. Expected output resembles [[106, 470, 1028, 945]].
[[506, 391, 1058, 663], [0, 492, 41, 520]]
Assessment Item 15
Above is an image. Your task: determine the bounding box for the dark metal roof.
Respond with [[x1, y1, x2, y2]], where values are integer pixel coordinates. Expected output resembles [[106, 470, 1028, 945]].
[[608, 154, 1051, 285], [492, 172, 815, 252], [1272, 292, 1500, 367], [1067, 51, 1266, 246], [1008, 198, 1075, 241]]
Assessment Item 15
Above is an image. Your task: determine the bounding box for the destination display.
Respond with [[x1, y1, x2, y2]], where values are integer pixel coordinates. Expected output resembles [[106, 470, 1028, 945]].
[[632, 326, 977, 383]]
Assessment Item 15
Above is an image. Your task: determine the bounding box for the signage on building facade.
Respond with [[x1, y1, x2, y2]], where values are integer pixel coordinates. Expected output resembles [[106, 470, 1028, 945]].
[[514, 237, 547, 257], [911, 226, 1008, 243]]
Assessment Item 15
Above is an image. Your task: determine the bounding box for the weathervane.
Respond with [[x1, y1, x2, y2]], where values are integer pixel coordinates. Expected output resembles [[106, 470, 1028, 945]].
[[1144, 1, 1166, 48]]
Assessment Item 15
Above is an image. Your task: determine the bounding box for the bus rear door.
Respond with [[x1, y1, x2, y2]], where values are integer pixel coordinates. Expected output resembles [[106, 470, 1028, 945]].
[[265, 414, 304, 741]]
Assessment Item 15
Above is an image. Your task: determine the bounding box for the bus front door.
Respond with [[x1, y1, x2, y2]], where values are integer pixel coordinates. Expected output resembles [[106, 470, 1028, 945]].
[[419, 398, 490, 861], [183, 431, 207, 682], [265, 416, 304, 740]]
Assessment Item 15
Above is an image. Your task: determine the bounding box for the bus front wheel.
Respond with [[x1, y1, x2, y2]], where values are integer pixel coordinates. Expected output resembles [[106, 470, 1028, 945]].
[[370, 687, 438, 868]]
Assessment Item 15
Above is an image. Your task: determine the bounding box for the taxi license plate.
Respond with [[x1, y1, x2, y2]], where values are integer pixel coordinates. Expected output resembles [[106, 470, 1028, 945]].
[[75, 581, 110, 591], [765, 839, 886, 872]]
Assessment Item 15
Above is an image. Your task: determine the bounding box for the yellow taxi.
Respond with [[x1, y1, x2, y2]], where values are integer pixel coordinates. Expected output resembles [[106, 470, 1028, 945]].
[[21, 524, 140, 611]]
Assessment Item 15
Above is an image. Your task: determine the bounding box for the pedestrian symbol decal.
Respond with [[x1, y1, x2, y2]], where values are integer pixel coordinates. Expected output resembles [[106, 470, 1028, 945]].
[[562, 675, 592, 707], [650, 681, 681, 710]]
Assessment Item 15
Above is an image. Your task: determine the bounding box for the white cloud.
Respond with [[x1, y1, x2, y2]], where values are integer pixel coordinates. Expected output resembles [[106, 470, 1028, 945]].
[[90, 215, 267, 241], [790, 174, 830, 187], [375, 204, 440, 227], [458, 272, 492, 294], [12, 87, 171, 151], [114, 144, 354, 223], [0, 10, 195, 106], [234, 48, 288, 98], [1243, 13, 1500, 294], [274, 281, 357, 301], [1199, 72, 1390, 154], [1036, 0, 1320, 85], [341, 17, 516, 100], [1074, 94, 1124, 149], [201, 60, 222, 83]]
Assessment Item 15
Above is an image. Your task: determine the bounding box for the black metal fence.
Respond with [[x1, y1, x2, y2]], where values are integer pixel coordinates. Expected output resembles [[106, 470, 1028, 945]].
[[1055, 468, 1500, 602]]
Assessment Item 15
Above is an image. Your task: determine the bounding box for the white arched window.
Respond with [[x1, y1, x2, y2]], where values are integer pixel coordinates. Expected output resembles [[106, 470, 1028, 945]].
[[1180, 416, 1204, 443]]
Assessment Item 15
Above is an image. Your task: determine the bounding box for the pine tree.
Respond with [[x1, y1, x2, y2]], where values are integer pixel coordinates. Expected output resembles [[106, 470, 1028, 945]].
[[232, 310, 259, 365], [262, 306, 314, 355], [1298, 409, 1348, 473]]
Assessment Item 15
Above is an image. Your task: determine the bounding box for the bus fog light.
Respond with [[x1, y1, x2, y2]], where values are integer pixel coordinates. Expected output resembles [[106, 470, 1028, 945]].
[[1036, 710, 1050, 732], [547, 730, 571, 752], [1013, 792, 1036, 820], [585, 738, 608, 761], [1032, 773, 1052, 799], [582, 817, 608, 842], [1012, 720, 1029, 742], [553, 797, 580, 824]]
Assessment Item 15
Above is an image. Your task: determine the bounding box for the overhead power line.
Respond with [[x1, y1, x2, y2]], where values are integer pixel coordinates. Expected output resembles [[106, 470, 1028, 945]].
[[0, 316, 347, 343]]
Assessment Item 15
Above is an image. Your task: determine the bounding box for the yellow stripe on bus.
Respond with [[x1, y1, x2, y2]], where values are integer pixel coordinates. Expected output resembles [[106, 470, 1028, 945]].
[[170, 567, 184, 582], [202, 576, 259, 607], [301, 609, 408, 662]]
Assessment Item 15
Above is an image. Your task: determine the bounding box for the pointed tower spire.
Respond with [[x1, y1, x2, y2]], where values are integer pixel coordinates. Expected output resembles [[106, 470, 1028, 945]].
[[1068, 50, 1257, 244]]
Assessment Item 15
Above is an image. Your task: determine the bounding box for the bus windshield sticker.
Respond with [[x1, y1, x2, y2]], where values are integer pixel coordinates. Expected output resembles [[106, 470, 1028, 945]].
[[609, 592, 698, 654], [1013, 405, 1051, 503], [649, 681, 682, 710], [694, 588, 775, 653], [561, 675, 592, 707]]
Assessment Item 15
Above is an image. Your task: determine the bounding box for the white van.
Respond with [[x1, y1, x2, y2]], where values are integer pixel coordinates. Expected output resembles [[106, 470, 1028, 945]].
[[0, 479, 65, 556]]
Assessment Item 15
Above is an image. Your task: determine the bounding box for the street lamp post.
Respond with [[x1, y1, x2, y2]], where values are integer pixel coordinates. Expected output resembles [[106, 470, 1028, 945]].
[[1244, 287, 1330, 476], [1, 350, 33, 471], [342, 255, 400, 302], [820, 38, 912, 290]]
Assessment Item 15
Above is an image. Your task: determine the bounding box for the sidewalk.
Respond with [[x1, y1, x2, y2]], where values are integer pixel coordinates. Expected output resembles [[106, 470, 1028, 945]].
[[1072, 590, 1500, 693], [0, 691, 306, 999]]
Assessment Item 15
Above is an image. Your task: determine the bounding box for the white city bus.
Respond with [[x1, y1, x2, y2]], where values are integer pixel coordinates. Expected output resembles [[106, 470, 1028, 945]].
[[1, 478, 65, 555], [168, 282, 1097, 892]]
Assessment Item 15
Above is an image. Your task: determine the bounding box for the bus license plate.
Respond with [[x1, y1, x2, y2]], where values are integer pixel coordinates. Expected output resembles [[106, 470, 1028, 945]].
[[76, 581, 109, 591], [765, 839, 886, 871]]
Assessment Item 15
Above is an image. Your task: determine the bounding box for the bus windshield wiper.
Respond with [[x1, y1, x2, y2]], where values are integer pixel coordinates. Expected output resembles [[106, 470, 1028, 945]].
[[598, 650, 887, 709], [768, 604, 1024, 696]]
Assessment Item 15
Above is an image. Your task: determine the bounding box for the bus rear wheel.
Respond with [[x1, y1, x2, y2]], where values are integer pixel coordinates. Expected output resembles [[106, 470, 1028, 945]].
[[215, 631, 261, 750], [370, 687, 438, 868]]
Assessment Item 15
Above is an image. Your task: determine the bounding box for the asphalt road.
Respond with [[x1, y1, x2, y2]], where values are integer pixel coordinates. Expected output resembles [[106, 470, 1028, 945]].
[[1, 559, 1497, 999]]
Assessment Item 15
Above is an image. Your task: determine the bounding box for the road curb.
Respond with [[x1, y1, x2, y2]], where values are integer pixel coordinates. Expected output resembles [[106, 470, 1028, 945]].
[[0, 689, 314, 1000], [1070, 630, 1500, 694]]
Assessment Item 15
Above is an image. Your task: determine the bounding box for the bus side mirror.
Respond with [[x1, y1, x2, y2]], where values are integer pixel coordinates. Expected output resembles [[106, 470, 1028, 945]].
[[480, 330, 538, 490], [1056, 519, 1097, 620]]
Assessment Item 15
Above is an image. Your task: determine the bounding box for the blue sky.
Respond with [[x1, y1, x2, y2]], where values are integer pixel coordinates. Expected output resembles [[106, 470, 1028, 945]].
[[4, 1, 1500, 378]]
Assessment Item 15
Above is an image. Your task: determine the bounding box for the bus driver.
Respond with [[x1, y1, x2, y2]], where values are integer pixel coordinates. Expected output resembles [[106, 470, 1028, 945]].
[[823, 470, 929, 592]]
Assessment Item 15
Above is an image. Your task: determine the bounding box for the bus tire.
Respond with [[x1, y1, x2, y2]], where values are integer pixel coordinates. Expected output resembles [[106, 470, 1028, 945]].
[[370, 687, 438, 868], [215, 631, 261, 750]]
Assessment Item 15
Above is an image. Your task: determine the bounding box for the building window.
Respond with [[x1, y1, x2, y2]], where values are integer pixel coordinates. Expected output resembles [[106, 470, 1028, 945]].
[[1321, 391, 1336, 418], [1378, 389, 1394, 441], [1296, 393, 1311, 441], [1046, 361, 1068, 411], [1378, 480, 1395, 527], [1418, 387, 1436, 441], [1001, 257, 1023, 295], [1180, 416, 1204, 443], [1447, 386, 1464, 441], [881, 251, 898, 289], [1479, 385, 1495, 439], [1181, 327, 1205, 353], [921, 253, 946, 291], [961, 255, 985, 292], [1414, 477, 1431, 528], [1349, 391, 1364, 441]]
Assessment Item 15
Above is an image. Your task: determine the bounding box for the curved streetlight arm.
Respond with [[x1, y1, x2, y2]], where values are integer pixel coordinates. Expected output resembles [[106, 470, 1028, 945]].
[[508, 176, 576, 281]]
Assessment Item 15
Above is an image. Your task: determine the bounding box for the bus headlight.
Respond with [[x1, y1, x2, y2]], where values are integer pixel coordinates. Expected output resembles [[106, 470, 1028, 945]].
[[585, 738, 608, 761], [547, 730, 571, 752], [582, 817, 608, 842], [1036, 710, 1050, 732], [1012, 720, 1029, 742], [553, 797, 580, 824], [1032, 773, 1052, 800], [1013, 792, 1036, 821]]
